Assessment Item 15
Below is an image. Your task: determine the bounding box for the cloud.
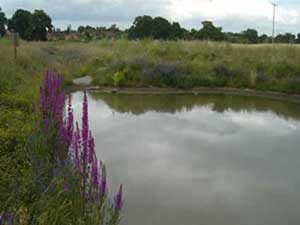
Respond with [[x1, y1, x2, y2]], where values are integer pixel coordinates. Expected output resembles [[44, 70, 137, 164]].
[[1, 0, 300, 33], [168, 0, 300, 33]]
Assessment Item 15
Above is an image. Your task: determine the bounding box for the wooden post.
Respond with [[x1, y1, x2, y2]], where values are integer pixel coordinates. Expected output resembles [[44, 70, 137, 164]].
[[12, 32, 19, 60]]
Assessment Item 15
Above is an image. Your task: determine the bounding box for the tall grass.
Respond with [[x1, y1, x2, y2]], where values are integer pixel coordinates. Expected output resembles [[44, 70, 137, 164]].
[[1, 72, 123, 225], [2, 38, 300, 93]]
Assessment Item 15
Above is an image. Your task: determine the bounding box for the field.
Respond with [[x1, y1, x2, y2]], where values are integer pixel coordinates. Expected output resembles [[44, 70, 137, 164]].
[[1, 38, 300, 223]]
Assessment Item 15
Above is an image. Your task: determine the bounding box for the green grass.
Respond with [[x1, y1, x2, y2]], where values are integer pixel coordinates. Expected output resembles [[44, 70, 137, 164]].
[[2, 38, 300, 93]]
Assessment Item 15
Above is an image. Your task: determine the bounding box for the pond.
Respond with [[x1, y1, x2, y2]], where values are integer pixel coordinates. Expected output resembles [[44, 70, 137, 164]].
[[71, 92, 300, 225]]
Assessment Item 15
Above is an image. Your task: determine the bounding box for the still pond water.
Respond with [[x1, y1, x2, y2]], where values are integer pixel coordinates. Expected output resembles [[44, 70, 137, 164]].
[[71, 92, 300, 225]]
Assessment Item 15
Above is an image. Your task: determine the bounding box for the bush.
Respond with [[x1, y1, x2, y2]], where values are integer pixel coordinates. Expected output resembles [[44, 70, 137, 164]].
[[284, 77, 300, 93]]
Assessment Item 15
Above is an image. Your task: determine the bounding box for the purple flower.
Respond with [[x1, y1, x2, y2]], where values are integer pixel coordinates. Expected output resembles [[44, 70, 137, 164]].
[[38, 72, 123, 214], [99, 164, 107, 198], [114, 184, 123, 213], [0, 212, 15, 225], [64, 183, 70, 192], [88, 131, 95, 164], [91, 157, 99, 188]]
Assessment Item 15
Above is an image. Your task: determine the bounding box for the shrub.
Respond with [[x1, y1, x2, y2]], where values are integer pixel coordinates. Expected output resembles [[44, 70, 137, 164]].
[[110, 59, 126, 71], [284, 77, 300, 93], [142, 62, 187, 87], [112, 71, 125, 87]]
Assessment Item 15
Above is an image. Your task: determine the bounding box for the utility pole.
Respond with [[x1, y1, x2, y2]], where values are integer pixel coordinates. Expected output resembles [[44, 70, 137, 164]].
[[271, 2, 277, 44]]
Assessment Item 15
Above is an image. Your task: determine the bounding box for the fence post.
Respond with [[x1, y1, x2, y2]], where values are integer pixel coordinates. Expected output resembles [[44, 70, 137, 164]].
[[12, 32, 19, 60]]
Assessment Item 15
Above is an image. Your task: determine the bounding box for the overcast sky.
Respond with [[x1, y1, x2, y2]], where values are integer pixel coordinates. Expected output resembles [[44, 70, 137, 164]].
[[1, 0, 300, 34]]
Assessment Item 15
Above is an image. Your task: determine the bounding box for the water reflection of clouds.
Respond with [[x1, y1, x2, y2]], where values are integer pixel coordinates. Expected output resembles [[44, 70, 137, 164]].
[[70, 92, 300, 225]]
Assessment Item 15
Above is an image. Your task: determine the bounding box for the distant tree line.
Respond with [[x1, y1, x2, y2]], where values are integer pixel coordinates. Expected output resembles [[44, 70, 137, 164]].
[[1, 7, 300, 44], [0, 8, 52, 41], [127, 15, 300, 44]]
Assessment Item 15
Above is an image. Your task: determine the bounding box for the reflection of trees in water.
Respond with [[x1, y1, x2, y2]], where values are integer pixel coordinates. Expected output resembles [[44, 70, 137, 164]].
[[90, 93, 300, 120]]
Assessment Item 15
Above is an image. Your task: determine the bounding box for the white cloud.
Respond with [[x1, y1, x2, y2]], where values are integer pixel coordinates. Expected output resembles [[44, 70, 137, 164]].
[[1, 0, 300, 33], [167, 0, 300, 33]]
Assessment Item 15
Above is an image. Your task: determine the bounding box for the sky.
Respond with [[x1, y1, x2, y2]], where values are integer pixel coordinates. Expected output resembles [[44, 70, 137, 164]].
[[1, 0, 300, 34]]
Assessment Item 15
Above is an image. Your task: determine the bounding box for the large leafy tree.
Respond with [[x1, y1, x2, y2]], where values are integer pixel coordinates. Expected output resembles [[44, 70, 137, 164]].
[[198, 21, 225, 41], [8, 9, 33, 40], [8, 9, 52, 41], [152, 17, 173, 39], [0, 7, 7, 37], [128, 15, 154, 39], [241, 28, 259, 44], [31, 10, 53, 41], [129, 16, 175, 40], [171, 22, 186, 40]]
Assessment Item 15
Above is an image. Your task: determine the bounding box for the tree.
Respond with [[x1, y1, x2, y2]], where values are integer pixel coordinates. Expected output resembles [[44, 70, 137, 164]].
[[241, 29, 258, 44], [171, 22, 185, 40], [275, 33, 296, 43], [225, 32, 243, 43], [258, 34, 270, 43], [8, 9, 33, 40], [0, 7, 7, 37], [152, 17, 173, 39], [198, 21, 224, 41], [78, 26, 85, 33], [296, 33, 300, 44], [128, 15, 154, 39], [31, 10, 53, 41]]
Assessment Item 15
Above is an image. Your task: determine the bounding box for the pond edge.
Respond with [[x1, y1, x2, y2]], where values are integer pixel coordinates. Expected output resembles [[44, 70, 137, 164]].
[[67, 86, 300, 104]]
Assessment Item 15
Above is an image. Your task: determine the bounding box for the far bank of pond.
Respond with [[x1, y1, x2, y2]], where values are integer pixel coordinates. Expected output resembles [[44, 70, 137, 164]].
[[68, 85, 300, 104]]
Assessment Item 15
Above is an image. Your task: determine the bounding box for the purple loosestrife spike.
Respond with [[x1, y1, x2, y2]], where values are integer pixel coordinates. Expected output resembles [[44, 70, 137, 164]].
[[88, 131, 95, 164], [91, 157, 98, 185], [40, 75, 124, 212], [99, 164, 107, 198], [71, 122, 81, 171], [114, 184, 123, 213], [64, 183, 70, 192], [81, 92, 89, 159], [0, 212, 15, 225], [81, 92, 89, 191]]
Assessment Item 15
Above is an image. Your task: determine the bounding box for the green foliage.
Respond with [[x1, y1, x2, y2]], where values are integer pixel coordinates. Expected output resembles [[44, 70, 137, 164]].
[[128, 15, 181, 40], [31, 10, 53, 41], [128, 15, 154, 39], [152, 17, 173, 39], [198, 21, 225, 41], [8, 9, 33, 40], [8, 9, 52, 41], [0, 7, 7, 37], [241, 29, 259, 44], [275, 33, 296, 44], [112, 71, 124, 87]]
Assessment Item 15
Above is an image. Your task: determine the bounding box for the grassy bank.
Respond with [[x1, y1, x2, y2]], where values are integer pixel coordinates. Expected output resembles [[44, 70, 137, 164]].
[[2, 38, 300, 94], [85, 40, 300, 93], [0, 39, 123, 223]]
